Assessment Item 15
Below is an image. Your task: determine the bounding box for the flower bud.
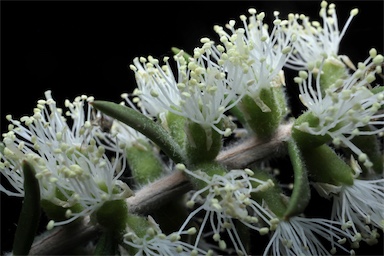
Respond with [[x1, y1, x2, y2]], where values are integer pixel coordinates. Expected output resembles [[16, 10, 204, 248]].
[[238, 87, 283, 140], [126, 139, 164, 186], [184, 121, 223, 164]]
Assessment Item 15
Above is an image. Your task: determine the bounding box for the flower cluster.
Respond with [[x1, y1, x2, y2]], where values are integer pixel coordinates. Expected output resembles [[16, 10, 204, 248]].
[[294, 50, 384, 167], [1, 91, 133, 227], [285, 1, 359, 70], [318, 158, 384, 247], [129, 41, 244, 137], [122, 215, 209, 256], [1, 1, 383, 255], [177, 165, 274, 255], [264, 216, 358, 256], [213, 8, 293, 103]]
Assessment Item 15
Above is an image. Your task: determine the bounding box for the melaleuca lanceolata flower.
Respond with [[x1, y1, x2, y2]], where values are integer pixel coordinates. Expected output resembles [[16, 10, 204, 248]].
[[0, 91, 133, 227]]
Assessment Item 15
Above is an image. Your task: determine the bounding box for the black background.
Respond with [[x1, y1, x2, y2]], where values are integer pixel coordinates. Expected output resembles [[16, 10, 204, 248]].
[[1, 1, 383, 254]]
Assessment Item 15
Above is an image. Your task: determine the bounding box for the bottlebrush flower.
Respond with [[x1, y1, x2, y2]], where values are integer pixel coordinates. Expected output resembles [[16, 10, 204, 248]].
[[212, 8, 293, 111], [0, 91, 133, 227], [285, 1, 359, 70], [177, 164, 274, 255], [129, 40, 244, 136], [263, 215, 358, 256], [122, 215, 208, 256], [294, 50, 384, 167], [329, 158, 384, 246]]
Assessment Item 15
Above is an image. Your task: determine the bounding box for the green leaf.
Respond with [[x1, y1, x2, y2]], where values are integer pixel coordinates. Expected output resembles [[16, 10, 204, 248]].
[[251, 169, 287, 219], [187, 162, 227, 192], [292, 111, 331, 149], [171, 47, 192, 62], [163, 111, 186, 148], [93, 230, 119, 255], [126, 139, 164, 186], [0, 142, 5, 154], [92, 101, 185, 164], [349, 126, 383, 174], [284, 138, 311, 219], [95, 199, 128, 233], [319, 58, 348, 93], [126, 213, 149, 238], [13, 160, 41, 256], [303, 144, 354, 186], [238, 88, 282, 140], [184, 121, 222, 165]]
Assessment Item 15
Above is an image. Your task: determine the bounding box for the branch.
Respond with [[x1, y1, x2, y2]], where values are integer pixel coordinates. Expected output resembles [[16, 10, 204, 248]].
[[217, 123, 292, 169], [127, 171, 192, 214], [28, 217, 100, 255], [28, 123, 293, 255]]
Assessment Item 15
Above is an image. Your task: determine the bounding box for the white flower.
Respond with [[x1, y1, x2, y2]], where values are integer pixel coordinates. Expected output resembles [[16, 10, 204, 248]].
[[177, 166, 274, 255], [0, 91, 133, 226], [294, 51, 384, 167], [122, 215, 208, 256], [330, 158, 384, 245], [128, 55, 183, 118], [212, 8, 293, 111], [129, 41, 244, 136], [264, 216, 357, 256], [285, 1, 359, 70], [1, 91, 92, 196]]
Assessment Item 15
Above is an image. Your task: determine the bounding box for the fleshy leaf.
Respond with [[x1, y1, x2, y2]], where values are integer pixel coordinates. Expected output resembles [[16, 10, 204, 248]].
[[292, 111, 331, 148], [93, 230, 119, 255], [284, 138, 311, 219], [95, 199, 128, 233], [126, 139, 164, 186], [13, 160, 41, 255], [349, 126, 383, 174], [163, 111, 186, 148], [319, 57, 348, 93], [303, 144, 354, 186], [251, 169, 287, 219], [92, 101, 185, 164], [239, 88, 282, 140], [184, 121, 222, 165]]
